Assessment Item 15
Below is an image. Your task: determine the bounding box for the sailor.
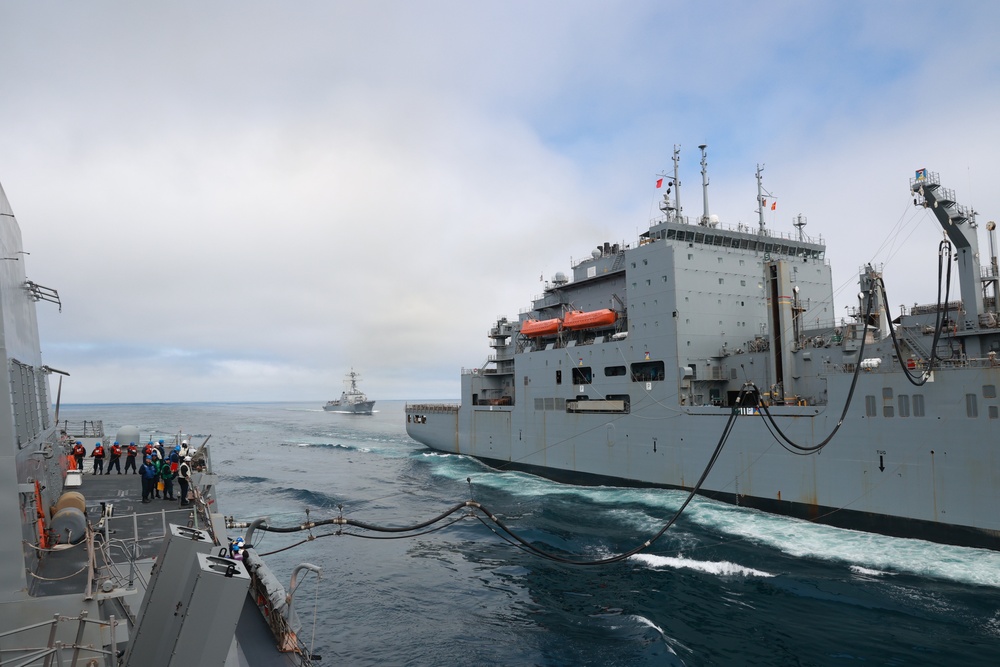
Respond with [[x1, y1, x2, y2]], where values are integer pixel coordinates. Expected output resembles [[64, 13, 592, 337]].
[[160, 456, 176, 500], [150, 449, 164, 498], [106, 441, 122, 474], [139, 456, 157, 503], [71, 440, 86, 470], [229, 537, 245, 561], [178, 455, 192, 506], [157, 439, 166, 460], [143, 441, 154, 458], [124, 442, 138, 474], [179, 439, 190, 459], [91, 442, 105, 475]]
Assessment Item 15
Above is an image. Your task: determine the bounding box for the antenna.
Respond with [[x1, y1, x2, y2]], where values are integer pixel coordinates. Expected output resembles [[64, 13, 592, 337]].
[[793, 213, 808, 241], [672, 144, 682, 216]]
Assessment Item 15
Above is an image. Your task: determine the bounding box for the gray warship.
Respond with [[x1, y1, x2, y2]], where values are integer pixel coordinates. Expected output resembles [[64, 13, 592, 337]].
[[407, 145, 1000, 551], [323, 370, 375, 414], [0, 180, 320, 665]]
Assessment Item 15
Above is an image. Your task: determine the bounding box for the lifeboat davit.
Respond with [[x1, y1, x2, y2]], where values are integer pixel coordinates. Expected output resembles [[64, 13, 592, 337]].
[[521, 318, 562, 337], [562, 309, 617, 331]]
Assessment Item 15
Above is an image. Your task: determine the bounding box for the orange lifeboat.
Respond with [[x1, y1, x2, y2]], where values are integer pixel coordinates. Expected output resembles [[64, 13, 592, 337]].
[[521, 318, 562, 337], [562, 309, 617, 331]]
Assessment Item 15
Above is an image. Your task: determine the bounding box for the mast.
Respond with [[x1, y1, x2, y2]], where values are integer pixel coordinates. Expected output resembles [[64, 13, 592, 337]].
[[658, 145, 684, 221], [672, 144, 682, 217], [699, 144, 711, 226], [793, 213, 807, 241], [988, 220, 999, 306], [755, 164, 766, 233]]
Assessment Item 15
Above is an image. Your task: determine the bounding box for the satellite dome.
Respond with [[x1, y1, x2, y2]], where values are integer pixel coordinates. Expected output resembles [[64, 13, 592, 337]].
[[116, 426, 140, 449]]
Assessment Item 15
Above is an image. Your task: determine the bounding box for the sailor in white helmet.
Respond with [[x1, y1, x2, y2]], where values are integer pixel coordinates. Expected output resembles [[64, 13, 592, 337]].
[[178, 455, 193, 506]]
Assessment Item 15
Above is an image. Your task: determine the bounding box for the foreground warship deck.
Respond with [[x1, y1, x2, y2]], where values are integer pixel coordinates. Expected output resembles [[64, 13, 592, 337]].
[[9, 427, 317, 667], [0, 180, 318, 666]]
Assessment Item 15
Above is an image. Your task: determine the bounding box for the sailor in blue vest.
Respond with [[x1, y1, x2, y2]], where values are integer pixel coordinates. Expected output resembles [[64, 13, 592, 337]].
[[139, 456, 157, 503]]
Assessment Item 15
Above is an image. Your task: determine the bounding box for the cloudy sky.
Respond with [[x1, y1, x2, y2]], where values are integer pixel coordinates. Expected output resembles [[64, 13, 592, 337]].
[[1, 2, 998, 403]]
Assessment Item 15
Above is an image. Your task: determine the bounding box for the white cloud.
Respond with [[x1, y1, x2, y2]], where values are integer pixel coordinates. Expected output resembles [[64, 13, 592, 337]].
[[2, 1, 999, 402]]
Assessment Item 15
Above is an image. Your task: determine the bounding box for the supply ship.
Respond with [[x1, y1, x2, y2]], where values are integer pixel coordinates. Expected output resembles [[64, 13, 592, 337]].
[[0, 180, 320, 664], [407, 146, 1000, 551], [323, 370, 375, 414]]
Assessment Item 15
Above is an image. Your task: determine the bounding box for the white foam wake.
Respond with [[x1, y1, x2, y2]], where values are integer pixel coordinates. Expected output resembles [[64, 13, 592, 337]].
[[630, 553, 775, 578]]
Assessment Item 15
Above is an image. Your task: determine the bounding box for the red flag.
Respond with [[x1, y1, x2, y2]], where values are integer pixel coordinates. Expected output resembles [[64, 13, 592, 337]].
[[771, 201, 776, 211], [656, 178, 663, 188]]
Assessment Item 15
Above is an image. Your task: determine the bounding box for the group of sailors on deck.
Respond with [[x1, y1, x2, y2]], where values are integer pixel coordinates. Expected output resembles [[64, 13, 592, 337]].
[[67, 437, 195, 506]]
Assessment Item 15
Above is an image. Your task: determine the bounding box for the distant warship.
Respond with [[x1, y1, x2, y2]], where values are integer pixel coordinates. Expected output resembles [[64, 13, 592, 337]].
[[407, 145, 1000, 550], [324, 370, 375, 414]]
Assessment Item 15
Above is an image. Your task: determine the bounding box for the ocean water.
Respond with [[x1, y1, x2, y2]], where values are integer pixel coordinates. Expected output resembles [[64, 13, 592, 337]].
[[57, 401, 1000, 666]]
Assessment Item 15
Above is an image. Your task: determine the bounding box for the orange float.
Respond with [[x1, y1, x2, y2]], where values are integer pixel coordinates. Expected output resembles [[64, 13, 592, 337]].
[[521, 318, 562, 337], [562, 309, 617, 330]]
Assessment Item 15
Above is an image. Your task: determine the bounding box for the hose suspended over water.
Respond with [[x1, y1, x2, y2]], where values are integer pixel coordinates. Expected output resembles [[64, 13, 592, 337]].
[[878, 240, 953, 387]]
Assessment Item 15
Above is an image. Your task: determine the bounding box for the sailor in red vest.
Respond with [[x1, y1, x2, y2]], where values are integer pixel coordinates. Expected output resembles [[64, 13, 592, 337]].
[[124, 442, 138, 474], [143, 442, 154, 458], [106, 441, 123, 474], [91, 442, 106, 475], [71, 441, 86, 470]]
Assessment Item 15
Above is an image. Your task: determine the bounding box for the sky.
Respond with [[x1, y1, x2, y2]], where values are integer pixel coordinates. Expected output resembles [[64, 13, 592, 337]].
[[0, 1, 998, 403]]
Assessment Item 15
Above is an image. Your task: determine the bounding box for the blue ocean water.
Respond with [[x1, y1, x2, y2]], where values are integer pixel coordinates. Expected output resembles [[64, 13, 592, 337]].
[[57, 401, 1000, 666]]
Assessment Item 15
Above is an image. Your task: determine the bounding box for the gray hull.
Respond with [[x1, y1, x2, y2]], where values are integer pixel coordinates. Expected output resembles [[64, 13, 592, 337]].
[[407, 162, 1000, 551], [324, 400, 376, 414]]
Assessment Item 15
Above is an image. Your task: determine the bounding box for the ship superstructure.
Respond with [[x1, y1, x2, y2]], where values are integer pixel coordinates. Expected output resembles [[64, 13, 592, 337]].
[[407, 147, 1000, 550]]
